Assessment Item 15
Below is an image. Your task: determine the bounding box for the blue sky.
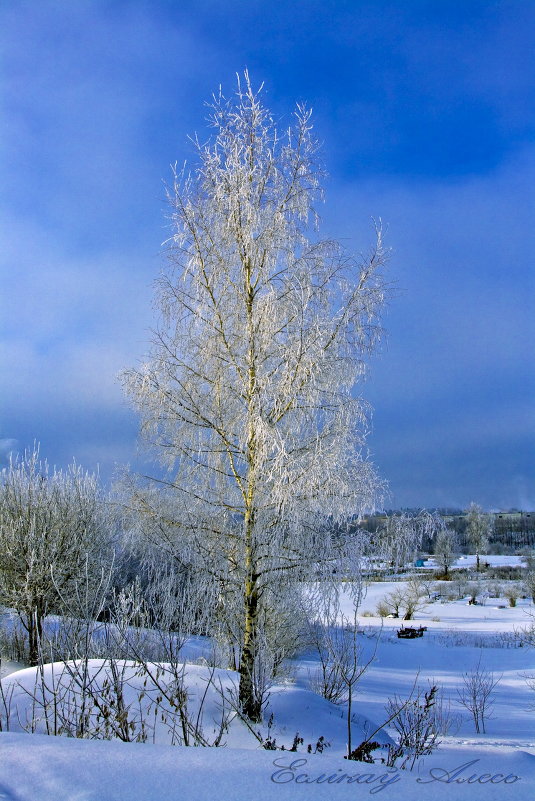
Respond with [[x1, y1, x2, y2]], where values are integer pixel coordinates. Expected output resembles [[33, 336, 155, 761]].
[[1, 0, 534, 511]]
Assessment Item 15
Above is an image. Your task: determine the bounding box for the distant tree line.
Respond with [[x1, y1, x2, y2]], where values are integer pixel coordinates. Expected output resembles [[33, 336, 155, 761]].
[[360, 509, 535, 552]]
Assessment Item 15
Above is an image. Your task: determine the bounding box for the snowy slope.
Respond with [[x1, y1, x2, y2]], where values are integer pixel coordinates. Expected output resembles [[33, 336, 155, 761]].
[[0, 731, 534, 801]]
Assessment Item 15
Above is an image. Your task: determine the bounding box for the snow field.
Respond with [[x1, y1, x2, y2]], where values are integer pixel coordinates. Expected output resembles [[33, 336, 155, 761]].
[[1, 567, 534, 799]]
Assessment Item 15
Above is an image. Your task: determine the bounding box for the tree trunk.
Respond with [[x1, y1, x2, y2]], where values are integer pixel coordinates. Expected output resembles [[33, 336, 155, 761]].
[[238, 259, 263, 722], [347, 685, 353, 758], [238, 581, 261, 721], [27, 608, 43, 667]]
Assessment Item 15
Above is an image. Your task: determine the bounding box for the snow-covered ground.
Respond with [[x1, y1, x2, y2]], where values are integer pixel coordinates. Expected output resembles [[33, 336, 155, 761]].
[[0, 731, 533, 801], [351, 583, 532, 634], [1, 729, 533, 801], [1, 569, 534, 800]]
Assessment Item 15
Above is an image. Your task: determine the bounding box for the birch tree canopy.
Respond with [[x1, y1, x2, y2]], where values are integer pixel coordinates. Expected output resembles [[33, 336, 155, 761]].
[[122, 72, 388, 720]]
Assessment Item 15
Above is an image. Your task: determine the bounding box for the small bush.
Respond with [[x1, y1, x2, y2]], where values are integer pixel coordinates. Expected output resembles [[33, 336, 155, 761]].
[[504, 586, 519, 607], [466, 583, 479, 604], [376, 602, 390, 618]]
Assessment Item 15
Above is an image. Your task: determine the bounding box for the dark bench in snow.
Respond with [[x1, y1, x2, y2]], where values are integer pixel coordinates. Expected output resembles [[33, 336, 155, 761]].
[[397, 626, 427, 639]]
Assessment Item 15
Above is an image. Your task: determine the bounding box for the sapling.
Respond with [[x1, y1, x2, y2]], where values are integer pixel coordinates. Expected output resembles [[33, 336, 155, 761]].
[[457, 658, 501, 734]]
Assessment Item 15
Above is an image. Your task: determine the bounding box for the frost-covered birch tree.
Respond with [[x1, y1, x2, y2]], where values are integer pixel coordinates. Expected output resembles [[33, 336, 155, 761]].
[[122, 73, 388, 721], [433, 527, 458, 579], [376, 511, 436, 573], [465, 502, 491, 572]]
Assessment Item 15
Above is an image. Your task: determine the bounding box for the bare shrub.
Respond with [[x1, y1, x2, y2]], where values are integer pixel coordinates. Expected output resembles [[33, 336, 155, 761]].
[[504, 583, 522, 607], [466, 582, 480, 605], [377, 581, 426, 621], [402, 578, 427, 620], [457, 659, 501, 733], [376, 601, 391, 619], [308, 600, 379, 758], [385, 683, 458, 770]]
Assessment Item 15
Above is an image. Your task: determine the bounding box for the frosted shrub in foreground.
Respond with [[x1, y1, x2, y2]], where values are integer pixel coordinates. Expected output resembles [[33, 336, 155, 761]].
[[385, 683, 457, 770], [0, 658, 233, 746]]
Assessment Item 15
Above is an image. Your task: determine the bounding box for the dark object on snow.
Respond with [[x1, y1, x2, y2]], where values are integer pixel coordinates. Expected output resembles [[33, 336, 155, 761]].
[[397, 626, 427, 639], [345, 740, 381, 762]]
